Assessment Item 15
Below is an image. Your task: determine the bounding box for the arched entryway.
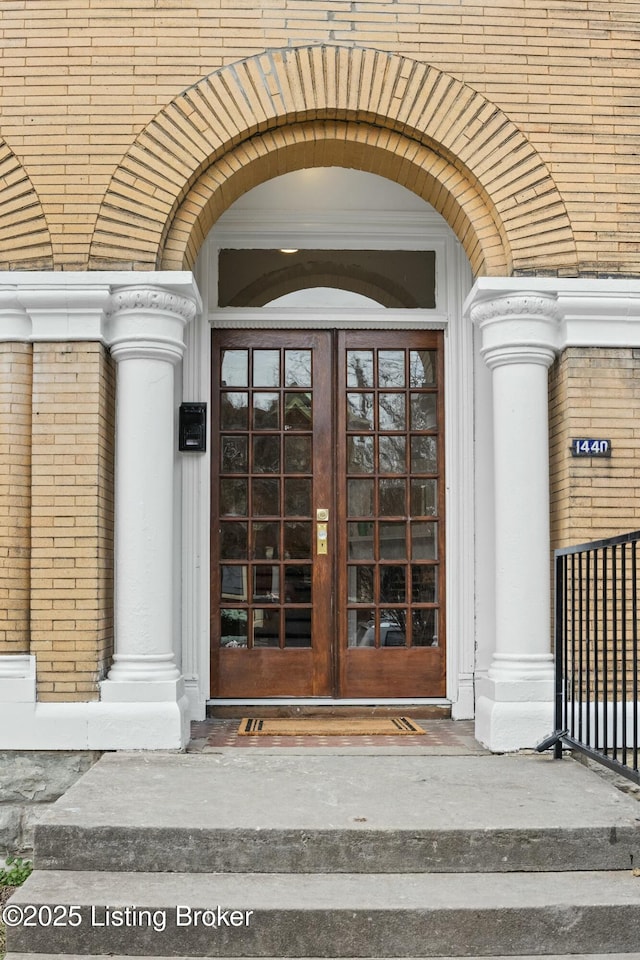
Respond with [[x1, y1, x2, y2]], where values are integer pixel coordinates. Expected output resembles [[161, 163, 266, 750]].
[[179, 167, 480, 717]]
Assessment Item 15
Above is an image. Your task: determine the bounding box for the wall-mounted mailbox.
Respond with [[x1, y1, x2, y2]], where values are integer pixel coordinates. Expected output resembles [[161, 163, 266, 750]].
[[179, 403, 207, 452]]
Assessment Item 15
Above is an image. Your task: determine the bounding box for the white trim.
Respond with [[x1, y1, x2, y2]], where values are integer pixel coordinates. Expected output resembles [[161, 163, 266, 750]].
[[208, 698, 452, 706]]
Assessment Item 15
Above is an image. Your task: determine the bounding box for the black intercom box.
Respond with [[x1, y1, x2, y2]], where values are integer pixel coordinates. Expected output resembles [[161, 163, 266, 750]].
[[179, 403, 207, 452]]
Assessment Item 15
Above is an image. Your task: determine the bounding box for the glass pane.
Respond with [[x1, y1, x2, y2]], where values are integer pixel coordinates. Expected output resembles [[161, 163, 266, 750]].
[[285, 609, 311, 648], [285, 478, 311, 516], [220, 478, 247, 516], [411, 436, 437, 473], [412, 565, 437, 603], [253, 478, 280, 516], [284, 565, 312, 602], [284, 521, 311, 559], [348, 609, 375, 647], [379, 436, 406, 474], [348, 521, 374, 560], [253, 435, 280, 473], [220, 522, 247, 559], [410, 480, 437, 517], [379, 393, 405, 430], [253, 393, 279, 429], [380, 610, 407, 647], [413, 608, 438, 647], [220, 608, 248, 647], [412, 522, 437, 560], [380, 566, 406, 603], [348, 436, 374, 474], [379, 478, 406, 516], [221, 565, 248, 601], [347, 393, 374, 430], [347, 351, 373, 387], [221, 350, 248, 387], [253, 350, 280, 387], [285, 392, 312, 429], [348, 565, 374, 602], [348, 479, 373, 517], [285, 350, 312, 387], [380, 521, 406, 560], [410, 394, 437, 430], [409, 350, 436, 387], [378, 350, 405, 387], [253, 608, 279, 647], [253, 565, 279, 601], [253, 521, 279, 559], [221, 392, 249, 429], [284, 436, 311, 473], [222, 436, 248, 473]]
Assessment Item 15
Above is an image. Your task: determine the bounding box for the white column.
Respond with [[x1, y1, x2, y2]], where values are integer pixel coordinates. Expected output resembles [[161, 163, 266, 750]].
[[101, 287, 196, 732], [470, 293, 560, 751]]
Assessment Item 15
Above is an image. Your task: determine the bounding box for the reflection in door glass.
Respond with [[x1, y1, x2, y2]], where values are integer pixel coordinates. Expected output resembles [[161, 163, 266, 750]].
[[221, 393, 249, 429], [378, 351, 405, 387], [347, 351, 374, 387], [380, 566, 406, 603], [222, 436, 248, 473], [348, 479, 374, 516], [220, 478, 247, 516], [284, 478, 311, 516], [284, 436, 311, 473], [410, 480, 437, 516], [348, 609, 375, 647], [347, 393, 374, 430], [253, 393, 279, 429], [380, 521, 406, 560], [413, 609, 438, 646], [411, 436, 437, 473], [379, 478, 406, 516], [412, 522, 437, 560], [284, 521, 312, 559], [253, 608, 280, 647], [412, 565, 437, 602], [221, 565, 248, 601], [409, 350, 436, 387], [285, 350, 312, 387], [220, 609, 248, 647], [285, 609, 312, 647], [379, 436, 406, 474], [221, 350, 248, 387], [410, 394, 437, 430], [378, 393, 405, 430], [348, 565, 374, 603], [348, 522, 374, 559], [284, 392, 312, 429], [379, 609, 407, 646], [253, 478, 280, 516], [220, 522, 247, 559], [347, 436, 374, 473], [253, 350, 280, 387], [253, 435, 281, 473]]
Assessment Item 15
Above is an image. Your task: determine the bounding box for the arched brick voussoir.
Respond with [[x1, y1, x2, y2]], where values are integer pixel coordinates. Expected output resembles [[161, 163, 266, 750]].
[[0, 140, 53, 269], [91, 44, 577, 275], [162, 122, 506, 278]]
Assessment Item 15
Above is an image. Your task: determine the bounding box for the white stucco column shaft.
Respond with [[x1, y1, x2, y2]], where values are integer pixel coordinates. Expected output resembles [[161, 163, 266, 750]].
[[103, 286, 197, 687], [471, 293, 560, 751]]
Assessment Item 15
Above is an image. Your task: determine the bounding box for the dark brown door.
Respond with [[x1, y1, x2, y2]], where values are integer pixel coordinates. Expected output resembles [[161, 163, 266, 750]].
[[211, 329, 445, 698]]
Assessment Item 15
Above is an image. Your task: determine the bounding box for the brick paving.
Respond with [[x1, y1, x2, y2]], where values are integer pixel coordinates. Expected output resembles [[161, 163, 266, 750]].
[[188, 718, 487, 753]]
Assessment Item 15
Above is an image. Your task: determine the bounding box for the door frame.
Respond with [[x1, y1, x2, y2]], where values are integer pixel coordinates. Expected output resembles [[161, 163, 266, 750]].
[[181, 206, 475, 718]]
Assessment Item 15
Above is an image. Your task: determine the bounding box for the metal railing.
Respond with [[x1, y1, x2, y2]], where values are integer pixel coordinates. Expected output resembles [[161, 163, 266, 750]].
[[539, 530, 640, 784]]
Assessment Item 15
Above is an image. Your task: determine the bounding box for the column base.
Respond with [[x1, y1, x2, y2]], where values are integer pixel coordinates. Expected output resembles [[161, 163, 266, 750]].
[[475, 671, 555, 751]]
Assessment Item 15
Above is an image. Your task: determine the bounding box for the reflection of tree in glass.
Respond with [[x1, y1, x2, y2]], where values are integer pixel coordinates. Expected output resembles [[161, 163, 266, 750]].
[[409, 350, 435, 387]]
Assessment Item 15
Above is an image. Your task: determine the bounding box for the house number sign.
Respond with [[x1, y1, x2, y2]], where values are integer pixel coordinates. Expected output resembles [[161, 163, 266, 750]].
[[571, 438, 611, 458]]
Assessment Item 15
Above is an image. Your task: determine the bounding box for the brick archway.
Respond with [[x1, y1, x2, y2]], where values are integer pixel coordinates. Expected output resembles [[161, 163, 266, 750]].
[[0, 139, 53, 269], [90, 45, 577, 277]]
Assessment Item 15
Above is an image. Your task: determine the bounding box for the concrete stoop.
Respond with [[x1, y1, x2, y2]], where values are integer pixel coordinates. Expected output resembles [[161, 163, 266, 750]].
[[5, 752, 640, 958]]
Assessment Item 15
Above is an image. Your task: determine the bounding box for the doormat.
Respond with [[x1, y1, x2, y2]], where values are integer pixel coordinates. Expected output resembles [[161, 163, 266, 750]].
[[238, 717, 425, 736]]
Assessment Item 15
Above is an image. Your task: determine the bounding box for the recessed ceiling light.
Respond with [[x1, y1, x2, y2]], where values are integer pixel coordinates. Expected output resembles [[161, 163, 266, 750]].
[[280, 248, 299, 254]]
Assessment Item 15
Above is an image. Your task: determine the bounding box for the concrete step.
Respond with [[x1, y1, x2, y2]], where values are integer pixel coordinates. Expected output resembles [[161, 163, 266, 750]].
[[6, 869, 640, 957], [33, 753, 640, 874], [8, 957, 640, 960]]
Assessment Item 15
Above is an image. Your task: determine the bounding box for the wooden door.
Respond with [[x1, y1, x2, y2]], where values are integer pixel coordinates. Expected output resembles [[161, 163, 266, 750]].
[[211, 329, 445, 698]]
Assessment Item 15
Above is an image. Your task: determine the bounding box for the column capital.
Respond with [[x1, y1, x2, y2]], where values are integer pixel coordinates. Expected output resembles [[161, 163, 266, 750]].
[[470, 292, 560, 370], [106, 284, 198, 364]]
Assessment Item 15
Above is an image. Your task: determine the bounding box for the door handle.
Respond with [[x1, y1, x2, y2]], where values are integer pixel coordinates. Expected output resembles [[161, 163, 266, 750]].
[[316, 508, 329, 555]]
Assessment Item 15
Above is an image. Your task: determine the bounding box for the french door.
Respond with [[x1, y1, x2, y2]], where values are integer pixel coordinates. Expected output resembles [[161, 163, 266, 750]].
[[210, 329, 445, 698]]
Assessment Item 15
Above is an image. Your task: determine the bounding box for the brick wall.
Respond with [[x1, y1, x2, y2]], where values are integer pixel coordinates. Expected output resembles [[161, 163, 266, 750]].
[[29, 343, 114, 702], [0, 2, 637, 275], [550, 347, 640, 552], [0, 343, 32, 654]]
